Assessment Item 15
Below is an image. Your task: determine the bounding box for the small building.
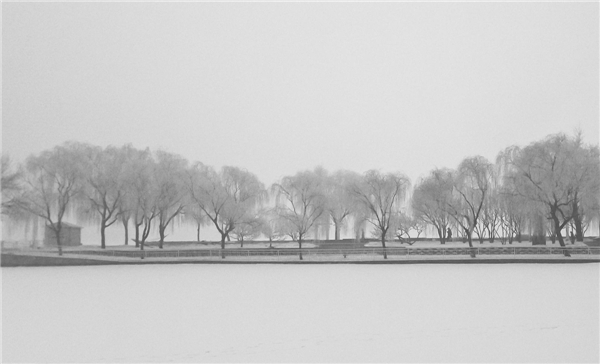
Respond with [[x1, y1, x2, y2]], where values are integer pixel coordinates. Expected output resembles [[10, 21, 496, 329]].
[[44, 223, 82, 247]]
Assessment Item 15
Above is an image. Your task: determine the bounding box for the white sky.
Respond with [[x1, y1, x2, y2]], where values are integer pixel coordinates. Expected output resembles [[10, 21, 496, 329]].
[[2, 2, 599, 187]]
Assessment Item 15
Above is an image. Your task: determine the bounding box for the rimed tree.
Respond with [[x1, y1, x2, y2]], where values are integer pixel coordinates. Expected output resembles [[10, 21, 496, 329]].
[[348, 170, 410, 259]]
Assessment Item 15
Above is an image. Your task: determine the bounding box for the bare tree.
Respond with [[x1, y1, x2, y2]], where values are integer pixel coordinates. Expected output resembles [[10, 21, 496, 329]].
[[1, 154, 22, 216], [348, 170, 410, 259], [445, 156, 493, 258], [113, 144, 143, 246], [324, 170, 360, 241], [568, 132, 600, 241], [258, 208, 285, 244], [505, 134, 600, 256], [183, 203, 209, 242], [231, 214, 263, 247], [153, 151, 188, 249], [187, 164, 265, 257], [394, 212, 426, 245], [79, 145, 126, 249], [15, 143, 85, 255], [496, 146, 532, 244], [411, 168, 453, 244], [123, 147, 156, 250], [271, 169, 327, 260]]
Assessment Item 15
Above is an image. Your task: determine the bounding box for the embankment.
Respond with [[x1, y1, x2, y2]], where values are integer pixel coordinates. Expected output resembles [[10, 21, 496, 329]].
[[1, 253, 118, 267]]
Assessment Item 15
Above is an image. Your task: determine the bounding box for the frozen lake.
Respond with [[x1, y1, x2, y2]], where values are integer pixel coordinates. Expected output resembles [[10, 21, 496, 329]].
[[2, 264, 599, 363]]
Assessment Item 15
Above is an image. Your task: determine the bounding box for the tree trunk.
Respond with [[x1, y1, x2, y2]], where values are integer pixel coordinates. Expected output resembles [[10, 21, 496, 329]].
[[531, 214, 545, 245], [158, 223, 165, 249], [142, 219, 151, 244], [220, 233, 226, 259], [551, 214, 571, 257], [437, 227, 445, 245], [489, 226, 495, 243], [122, 217, 129, 246], [240, 238, 244, 248], [100, 223, 106, 250], [298, 237, 303, 260], [381, 229, 388, 259], [134, 223, 141, 248], [54, 225, 63, 256], [197, 223, 201, 242], [466, 228, 476, 258], [140, 239, 145, 259], [334, 222, 340, 241], [572, 199, 584, 242]]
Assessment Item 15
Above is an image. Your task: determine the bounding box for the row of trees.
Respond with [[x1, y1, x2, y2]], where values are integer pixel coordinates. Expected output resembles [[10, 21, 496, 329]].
[[2, 132, 599, 258], [411, 132, 599, 257]]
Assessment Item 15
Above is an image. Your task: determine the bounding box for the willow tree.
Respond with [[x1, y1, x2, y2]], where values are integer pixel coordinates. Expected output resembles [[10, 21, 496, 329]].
[[187, 164, 265, 257], [324, 170, 360, 241], [567, 132, 600, 241], [231, 214, 263, 247], [271, 169, 327, 260], [153, 151, 188, 249], [79, 145, 127, 249], [15, 143, 86, 255], [1, 154, 22, 217], [258, 208, 286, 243], [183, 203, 209, 242], [114, 144, 143, 246], [411, 168, 453, 244], [505, 133, 599, 256], [348, 170, 410, 259], [122, 147, 156, 249], [445, 156, 493, 258], [496, 145, 536, 244]]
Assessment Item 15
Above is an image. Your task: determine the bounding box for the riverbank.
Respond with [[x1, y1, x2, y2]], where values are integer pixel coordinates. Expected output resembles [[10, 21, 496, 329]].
[[2, 249, 599, 267]]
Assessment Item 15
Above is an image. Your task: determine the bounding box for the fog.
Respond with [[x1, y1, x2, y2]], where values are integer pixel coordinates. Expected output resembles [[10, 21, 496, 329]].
[[3, 264, 598, 362]]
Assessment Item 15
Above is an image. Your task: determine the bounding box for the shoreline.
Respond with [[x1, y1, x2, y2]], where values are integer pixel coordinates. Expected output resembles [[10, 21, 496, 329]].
[[2, 250, 599, 267]]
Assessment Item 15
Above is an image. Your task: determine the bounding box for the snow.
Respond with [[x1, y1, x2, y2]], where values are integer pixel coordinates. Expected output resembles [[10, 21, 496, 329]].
[[364, 239, 590, 247], [2, 264, 599, 363]]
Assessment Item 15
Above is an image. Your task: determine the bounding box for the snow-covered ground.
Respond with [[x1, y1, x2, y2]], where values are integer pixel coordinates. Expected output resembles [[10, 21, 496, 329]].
[[2, 264, 599, 363], [364, 239, 590, 247]]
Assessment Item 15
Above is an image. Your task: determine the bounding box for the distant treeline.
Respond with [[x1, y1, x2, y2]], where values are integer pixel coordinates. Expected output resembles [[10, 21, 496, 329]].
[[2, 131, 598, 259]]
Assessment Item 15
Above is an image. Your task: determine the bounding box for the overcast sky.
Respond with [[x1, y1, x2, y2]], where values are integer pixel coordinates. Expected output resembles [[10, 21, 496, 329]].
[[3, 2, 598, 186]]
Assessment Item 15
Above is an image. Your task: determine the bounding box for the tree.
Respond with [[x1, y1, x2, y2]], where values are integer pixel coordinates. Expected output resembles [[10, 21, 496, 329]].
[[445, 156, 493, 258], [411, 168, 453, 244], [1, 154, 22, 217], [258, 208, 285, 244], [187, 164, 265, 258], [348, 170, 410, 259], [123, 147, 156, 250], [271, 169, 327, 260], [153, 151, 188, 249], [394, 212, 426, 245], [113, 144, 143, 246], [567, 132, 600, 241], [183, 203, 209, 242], [15, 143, 85, 255], [476, 171, 502, 244], [79, 145, 126, 249], [231, 214, 263, 247], [504, 133, 600, 256], [496, 146, 532, 244], [324, 170, 360, 241], [496, 190, 527, 244]]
